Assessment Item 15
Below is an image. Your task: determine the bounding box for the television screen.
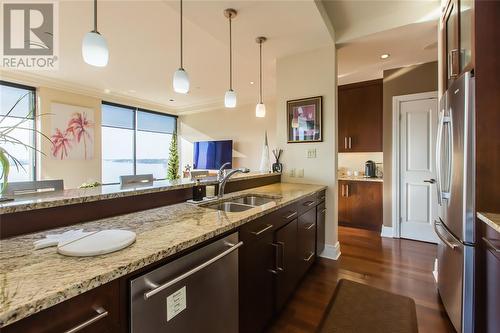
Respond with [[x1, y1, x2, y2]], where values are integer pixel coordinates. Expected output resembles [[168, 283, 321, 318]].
[[193, 140, 233, 169]]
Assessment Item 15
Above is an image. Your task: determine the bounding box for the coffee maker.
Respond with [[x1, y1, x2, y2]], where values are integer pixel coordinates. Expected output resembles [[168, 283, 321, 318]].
[[364, 160, 376, 178]]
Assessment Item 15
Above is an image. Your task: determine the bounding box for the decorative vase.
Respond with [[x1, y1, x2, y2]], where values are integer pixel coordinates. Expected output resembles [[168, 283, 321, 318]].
[[272, 163, 283, 173], [259, 131, 271, 173]]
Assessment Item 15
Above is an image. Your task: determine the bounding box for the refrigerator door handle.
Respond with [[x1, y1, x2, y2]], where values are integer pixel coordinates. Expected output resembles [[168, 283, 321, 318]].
[[435, 109, 445, 205], [441, 113, 452, 201], [433, 220, 460, 250]]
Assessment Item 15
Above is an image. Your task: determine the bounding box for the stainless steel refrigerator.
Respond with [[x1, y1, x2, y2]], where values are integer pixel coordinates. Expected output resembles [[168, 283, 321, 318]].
[[434, 71, 475, 333]]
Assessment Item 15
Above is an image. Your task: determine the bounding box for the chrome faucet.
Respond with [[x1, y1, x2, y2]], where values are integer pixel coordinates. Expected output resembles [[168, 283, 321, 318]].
[[218, 167, 250, 198], [217, 162, 231, 182]]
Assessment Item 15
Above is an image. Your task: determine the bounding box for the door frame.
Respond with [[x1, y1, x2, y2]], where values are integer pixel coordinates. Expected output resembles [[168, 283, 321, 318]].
[[392, 91, 438, 238]]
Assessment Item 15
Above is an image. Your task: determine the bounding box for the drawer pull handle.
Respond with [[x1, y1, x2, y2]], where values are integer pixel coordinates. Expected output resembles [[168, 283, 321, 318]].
[[64, 307, 108, 333], [283, 211, 298, 220], [305, 223, 315, 230], [304, 252, 314, 262], [144, 241, 243, 299], [303, 201, 315, 207], [319, 196, 326, 201], [251, 224, 273, 236], [483, 237, 500, 253], [320, 209, 326, 214], [271, 242, 285, 272]]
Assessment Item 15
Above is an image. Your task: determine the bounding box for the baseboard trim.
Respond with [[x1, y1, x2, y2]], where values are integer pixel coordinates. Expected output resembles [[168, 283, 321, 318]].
[[319, 242, 341, 260], [380, 226, 394, 238]]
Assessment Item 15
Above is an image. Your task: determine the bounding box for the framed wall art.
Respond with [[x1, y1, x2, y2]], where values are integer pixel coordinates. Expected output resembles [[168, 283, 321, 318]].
[[287, 96, 322, 143]]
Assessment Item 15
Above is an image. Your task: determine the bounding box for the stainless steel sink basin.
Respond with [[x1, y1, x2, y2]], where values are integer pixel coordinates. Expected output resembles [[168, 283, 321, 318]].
[[230, 196, 275, 206], [205, 202, 254, 212]]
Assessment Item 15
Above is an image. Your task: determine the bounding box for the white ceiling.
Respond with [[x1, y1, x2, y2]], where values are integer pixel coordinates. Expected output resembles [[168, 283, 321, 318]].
[[320, 0, 440, 85], [2, 0, 333, 113], [337, 20, 438, 85]]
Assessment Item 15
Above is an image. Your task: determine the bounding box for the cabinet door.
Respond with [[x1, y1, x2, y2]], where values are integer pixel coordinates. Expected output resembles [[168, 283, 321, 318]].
[[338, 80, 383, 152], [316, 202, 326, 255], [349, 182, 383, 231], [338, 181, 351, 225], [443, 0, 460, 88], [459, 0, 474, 72], [239, 218, 275, 333], [297, 208, 317, 277], [275, 219, 298, 312]]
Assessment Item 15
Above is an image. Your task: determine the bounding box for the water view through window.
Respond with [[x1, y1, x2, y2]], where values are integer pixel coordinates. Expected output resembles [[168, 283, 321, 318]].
[[101, 102, 176, 184]]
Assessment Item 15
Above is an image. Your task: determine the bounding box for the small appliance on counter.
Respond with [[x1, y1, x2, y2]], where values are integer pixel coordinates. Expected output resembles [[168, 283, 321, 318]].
[[364, 160, 377, 178]]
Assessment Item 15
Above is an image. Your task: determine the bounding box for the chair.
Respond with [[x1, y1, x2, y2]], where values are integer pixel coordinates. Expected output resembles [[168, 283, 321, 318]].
[[5, 179, 64, 195], [120, 174, 154, 186]]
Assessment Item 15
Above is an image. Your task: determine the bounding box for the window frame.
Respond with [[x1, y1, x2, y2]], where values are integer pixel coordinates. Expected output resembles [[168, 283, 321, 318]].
[[101, 101, 177, 185], [0, 80, 37, 182]]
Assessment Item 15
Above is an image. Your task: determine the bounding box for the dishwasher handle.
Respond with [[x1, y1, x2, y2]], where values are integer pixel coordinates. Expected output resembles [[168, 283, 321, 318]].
[[144, 241, 243, 300]]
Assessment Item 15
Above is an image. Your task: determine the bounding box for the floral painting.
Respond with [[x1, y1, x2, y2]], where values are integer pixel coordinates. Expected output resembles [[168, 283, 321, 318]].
[[50, 103, 94, 160]]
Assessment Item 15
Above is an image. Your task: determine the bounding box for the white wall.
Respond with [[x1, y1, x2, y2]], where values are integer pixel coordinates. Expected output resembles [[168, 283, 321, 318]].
[[179, 103, 277, 172], [276, 45, 338, 247]]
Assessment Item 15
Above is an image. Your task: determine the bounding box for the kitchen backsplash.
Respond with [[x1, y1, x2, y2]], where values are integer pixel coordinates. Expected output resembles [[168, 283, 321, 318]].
[[338, 152, 383, 177]]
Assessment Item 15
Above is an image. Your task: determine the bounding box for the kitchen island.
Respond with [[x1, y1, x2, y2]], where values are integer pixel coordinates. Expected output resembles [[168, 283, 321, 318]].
[[0, 181, 326, 331]]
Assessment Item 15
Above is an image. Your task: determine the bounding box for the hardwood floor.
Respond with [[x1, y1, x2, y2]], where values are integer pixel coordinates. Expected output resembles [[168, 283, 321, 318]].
[[267, 226, 456, 333]]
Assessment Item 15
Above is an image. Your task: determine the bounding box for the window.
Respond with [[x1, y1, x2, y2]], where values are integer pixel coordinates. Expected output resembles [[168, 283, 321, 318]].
[[0, 81, 36, 182], [101, 102, 177, 184]]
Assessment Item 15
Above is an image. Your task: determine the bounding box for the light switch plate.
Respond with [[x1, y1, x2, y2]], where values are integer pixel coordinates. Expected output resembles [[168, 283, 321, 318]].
[[307, 149, 317, 158], [297, 169, 304, 178]]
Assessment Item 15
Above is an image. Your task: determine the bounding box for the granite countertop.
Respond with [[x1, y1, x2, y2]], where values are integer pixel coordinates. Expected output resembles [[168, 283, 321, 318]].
[[338, 176, 383, 182], [0, 182, 326, 327], [0, 172, 279, 215], [477, 212, 500, 233]]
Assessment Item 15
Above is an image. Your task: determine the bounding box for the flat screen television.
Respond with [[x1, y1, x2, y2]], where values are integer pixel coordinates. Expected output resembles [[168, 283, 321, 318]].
[[193, 140, 233, 169]]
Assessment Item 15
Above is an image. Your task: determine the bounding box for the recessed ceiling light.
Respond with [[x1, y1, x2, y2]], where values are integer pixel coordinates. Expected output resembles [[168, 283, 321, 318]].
[[104, 88, 111, 94], [128, 89, 136, 93], [169, 98, 175, 102], [250, 81, 255, 85], [380, 53, 390, 60]]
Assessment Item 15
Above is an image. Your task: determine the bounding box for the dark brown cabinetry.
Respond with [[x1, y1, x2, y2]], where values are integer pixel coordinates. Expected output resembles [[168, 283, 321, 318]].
[[297, 208, 316, 277], [338, 79, 383, 152], [3, 280, 120, 333], [274, 218, 299, 312], [441, 0, 474, 90], [316, 201, 326, 255], [239, 216, 275, 333], [338, 181, 382, 231]]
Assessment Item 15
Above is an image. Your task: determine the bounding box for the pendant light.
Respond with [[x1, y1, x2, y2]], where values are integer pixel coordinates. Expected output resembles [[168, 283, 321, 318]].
[[224, 9, 237, 108], [82, 0, 109, 67], [255, 36, 267, 118], [173, 0, 189, 94]]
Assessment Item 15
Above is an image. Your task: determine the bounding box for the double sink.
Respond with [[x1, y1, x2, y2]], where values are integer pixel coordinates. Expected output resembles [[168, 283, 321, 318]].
[[204, 195, 276, 212]]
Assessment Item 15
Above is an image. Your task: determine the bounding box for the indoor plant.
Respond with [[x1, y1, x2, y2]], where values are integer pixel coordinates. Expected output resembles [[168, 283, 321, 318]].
[[0, 92, 50, 196]]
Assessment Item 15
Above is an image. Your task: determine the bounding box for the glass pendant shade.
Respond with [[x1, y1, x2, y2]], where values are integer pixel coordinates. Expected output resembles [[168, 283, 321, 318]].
[[224, 89, 237, 108], [255, 103, 266, 118], [82, 31, 109, 67], [173, 68, 190, 94]]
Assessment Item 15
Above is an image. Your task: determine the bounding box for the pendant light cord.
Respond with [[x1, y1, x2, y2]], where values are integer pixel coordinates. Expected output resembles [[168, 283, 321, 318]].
[[180, 0, 183, 69], [93, 0, 97, 32], [259, 41, 263, 104], [229, 16, 233, 90]]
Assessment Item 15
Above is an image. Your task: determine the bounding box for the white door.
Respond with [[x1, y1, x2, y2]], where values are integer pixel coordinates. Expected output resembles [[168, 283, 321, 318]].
[[399, 95, 439, 243]]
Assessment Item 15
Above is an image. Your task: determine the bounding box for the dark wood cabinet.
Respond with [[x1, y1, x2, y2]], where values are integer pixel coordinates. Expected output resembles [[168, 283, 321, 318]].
[[239, 216, 275, 333], [274, 219, 299, 312], [440, 0, 475, 90], [297, 208, 317, 277], [3, 280, 120, 333], [316, 202, 326, 255], [338, 181, 382, 231], [338, 79, 383, 152]]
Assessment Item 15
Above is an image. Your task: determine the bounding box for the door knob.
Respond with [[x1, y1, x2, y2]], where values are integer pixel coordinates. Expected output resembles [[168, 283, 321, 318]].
[[424, 179, 436, 184]]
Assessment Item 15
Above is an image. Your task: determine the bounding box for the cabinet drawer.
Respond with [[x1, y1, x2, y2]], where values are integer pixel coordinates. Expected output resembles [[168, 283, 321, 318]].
[[266, 203, 298, 230], [3, 280, 120, 333], [317, 190, 326, 203], [298, 194, 317, 215], [297, 209, 316, 276], [239, 215, 275, 245]]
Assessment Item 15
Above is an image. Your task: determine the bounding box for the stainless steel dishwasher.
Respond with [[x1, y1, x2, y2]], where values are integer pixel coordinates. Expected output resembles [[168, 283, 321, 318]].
[[130, 232, 241, 332]]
